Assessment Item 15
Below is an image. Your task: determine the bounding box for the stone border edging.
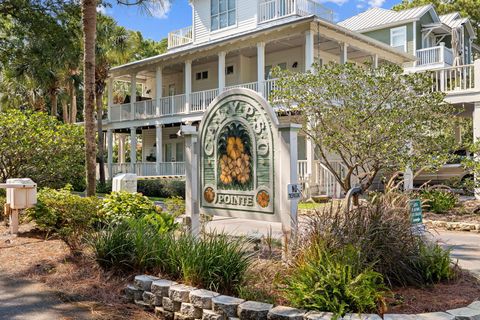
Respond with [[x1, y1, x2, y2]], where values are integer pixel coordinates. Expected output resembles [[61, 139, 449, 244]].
[[126, 275, 480, 320], [424, 219, 480, 233]]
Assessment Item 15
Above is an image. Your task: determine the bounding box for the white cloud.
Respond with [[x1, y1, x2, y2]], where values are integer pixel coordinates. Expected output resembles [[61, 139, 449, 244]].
[[367, 0, 386, 8], [97, 5, 108, 14], [145, 0, 172, 19]]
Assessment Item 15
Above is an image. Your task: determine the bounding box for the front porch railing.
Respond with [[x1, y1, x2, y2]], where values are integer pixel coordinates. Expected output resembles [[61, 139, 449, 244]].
[[110, 162, 186, 177], [429, 64, 475, 92]]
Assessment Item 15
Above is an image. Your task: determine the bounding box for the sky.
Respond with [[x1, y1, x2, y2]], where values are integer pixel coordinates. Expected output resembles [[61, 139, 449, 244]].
[[101, 0, 402, 42]]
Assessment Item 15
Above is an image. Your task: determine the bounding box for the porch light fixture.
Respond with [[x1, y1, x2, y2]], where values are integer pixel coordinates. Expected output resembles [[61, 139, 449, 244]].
[[292, 61, 298, 68]]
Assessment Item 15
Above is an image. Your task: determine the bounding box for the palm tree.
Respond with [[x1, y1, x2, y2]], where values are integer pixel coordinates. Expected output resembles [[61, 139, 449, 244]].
[[82, 0, 97, 196]]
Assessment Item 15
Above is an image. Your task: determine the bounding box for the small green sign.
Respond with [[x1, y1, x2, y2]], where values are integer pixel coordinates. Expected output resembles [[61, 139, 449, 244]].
[[410, 199, 423, 224]]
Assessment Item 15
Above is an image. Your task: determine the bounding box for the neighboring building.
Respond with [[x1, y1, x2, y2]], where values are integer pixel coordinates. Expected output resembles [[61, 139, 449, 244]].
[[100, 1, 480, 197]]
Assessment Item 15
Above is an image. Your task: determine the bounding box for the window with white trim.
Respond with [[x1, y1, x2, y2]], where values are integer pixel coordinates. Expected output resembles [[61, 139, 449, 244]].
[[211, 0, 236, 31], [390, 26, 407, 52]]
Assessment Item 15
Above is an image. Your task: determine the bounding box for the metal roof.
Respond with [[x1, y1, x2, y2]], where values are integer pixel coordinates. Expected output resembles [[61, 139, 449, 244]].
[[338, 5, 435, 32], [440, 13, 468, 29]]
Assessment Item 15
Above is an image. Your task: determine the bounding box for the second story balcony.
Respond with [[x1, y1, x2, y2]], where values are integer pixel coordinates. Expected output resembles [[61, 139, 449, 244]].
[[258, 0, 334, 24], [416, 43, 453, 67], [167, 26, 193, 49]]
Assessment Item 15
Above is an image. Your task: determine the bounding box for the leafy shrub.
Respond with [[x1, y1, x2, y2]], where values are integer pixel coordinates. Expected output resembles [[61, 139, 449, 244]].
[[420, 189, 458, 214], [28, 186, 100, 250], [281, 241, 385, 315], [99, 192, 160, 223], [90, 221, 251, 294], [413, 241, 455, 284], [137, 179, 185, 199], [164, 196, 185, 217], [96, 180, 112, 194]]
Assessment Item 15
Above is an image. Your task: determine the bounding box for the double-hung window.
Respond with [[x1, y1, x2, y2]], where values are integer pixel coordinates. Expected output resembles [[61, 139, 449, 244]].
[[211, 0, 236, 31], [390, 26, 407, 52]]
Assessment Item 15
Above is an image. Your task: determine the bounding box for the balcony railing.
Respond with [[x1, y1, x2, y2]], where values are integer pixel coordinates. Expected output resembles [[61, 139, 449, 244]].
[[416, 45, 453, 67], [168, 26, 193, 49], [258, 0, 334, 23], [429, 64, 476, 92], [190, 88, 219, 112]]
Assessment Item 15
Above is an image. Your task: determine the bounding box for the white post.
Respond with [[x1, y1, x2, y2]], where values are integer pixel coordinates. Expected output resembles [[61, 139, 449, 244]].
[[218, 51, 226, 92], [119, 134, 126, 164], [107, 129, 113, 180], [257, 42, 266, 96], [439, 42, 445, 64], [156, 66, 163, 116], [185, 60, 192, 114], [340, 43, 348, 64], [474, 59, 480, 90], [107, 78, 113, 121], [474, 102, 480, 199], [130, 73, 137, 120], [156, 124, 163, 175], [305, 30, 314, 72], [182, 125, 199, 236], [373, 54, 379, 68], [130, 127, 137, 174], [279, 124, 301, 258]]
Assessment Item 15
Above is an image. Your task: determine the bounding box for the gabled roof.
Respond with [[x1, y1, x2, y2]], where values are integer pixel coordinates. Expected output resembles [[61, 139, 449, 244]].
[[439, 12, 476, 38], [338, 4, 437, 32]]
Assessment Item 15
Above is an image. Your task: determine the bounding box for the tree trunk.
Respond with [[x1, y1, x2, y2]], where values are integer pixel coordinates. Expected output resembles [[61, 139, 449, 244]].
[[82, 0, 97, 196], [50, 92, 57, 117], [62, 99, 69, 123], [96, 92, 106, 186], [70, 86, 77, 123]]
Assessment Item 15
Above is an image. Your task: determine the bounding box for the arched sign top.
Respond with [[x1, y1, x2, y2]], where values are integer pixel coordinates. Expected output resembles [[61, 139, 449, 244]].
[[198, 89, 281, 218]]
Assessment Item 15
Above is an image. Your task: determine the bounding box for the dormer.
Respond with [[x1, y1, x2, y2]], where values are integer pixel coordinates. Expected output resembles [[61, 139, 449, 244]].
[[167, 0, 334, 50]]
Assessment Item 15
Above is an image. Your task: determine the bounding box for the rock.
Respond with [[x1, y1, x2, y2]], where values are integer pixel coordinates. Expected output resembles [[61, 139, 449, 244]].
[[447, 307, 480, 320], [343, 314, 382, 320], [152, 280, 178, 298], [229, 318, 240, 320], [469, 301, 480, 311], [383, 315, 418, 320], [176, 312, 193, 320], [156, 307, 175, 320], [475, 225, 480, 231], [125, 284, 143, 302], [134, 274, 157, 291], [203, 310, 225, 320], [304, 311, 336, 320], [142, 291, 155, 306], [181, 302, 203, 319], [135, 299, 154, 311], [237, 301, 273, 320], [416, 312, 455, 320], [212, 295, 245, 317], [163, 297, 182, 312], [267, 306, 305, 320], [190, 289, 220, 309], [170, 284, 197, 302]]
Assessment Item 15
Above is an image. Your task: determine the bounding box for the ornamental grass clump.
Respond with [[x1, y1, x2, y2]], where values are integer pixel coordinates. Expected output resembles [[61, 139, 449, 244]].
[[90, 220, 252, 295]]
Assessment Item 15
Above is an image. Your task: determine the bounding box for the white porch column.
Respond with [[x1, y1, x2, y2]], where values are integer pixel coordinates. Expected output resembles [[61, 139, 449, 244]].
[[373, 54, 379, 68], [119, 134, 126, 164], [474, 59, 480, 90], [155, 66, 163, 116], [305, 138, 314, 178], [305, 30, 314, 72], [340, 43, 348, 64], [185, 60, 192, 113], [257, 42, 266, 96], [107, 78, 113, 121], [473, 102, 480, 199], [130, 127, 137, 173], [107, 129, 113, 179], [218, 51, 226, 92], [181, 125, 199, 236], [156, 124, 163, 175], [130, 73, 137, 120]]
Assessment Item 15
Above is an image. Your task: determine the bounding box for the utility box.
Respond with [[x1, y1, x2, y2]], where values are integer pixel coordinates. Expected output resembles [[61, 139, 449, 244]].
[[5, 178, 37, 209], [112, 173, 138, 193]]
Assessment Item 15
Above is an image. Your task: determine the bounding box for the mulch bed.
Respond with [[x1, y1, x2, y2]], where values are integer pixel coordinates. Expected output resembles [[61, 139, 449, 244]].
[[0, 222, 155, 320], [1, 222, 479, 316]]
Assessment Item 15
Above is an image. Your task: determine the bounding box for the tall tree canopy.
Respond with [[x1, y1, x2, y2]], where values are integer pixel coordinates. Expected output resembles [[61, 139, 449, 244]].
[[394, 0, 480, 48]]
